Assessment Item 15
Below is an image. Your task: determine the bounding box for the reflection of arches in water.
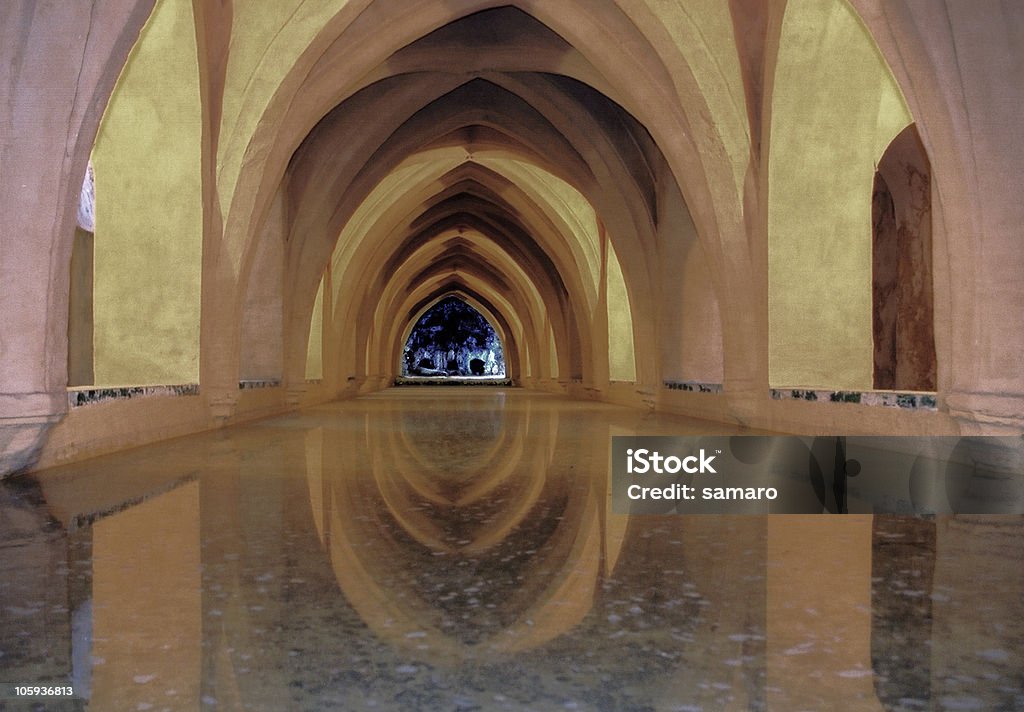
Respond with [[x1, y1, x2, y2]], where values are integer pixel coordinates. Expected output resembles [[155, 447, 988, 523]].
[[309, 394, 611, 661], [401, 296, 506, 378], [388, 415, 526, 507], [327, 481, 602, 660], [870, 515, 1024, 711], [377, 394, 554, 553], [397, 393, 509, 481], [871, 516, 936, 711], [376, 408, 543, 555]]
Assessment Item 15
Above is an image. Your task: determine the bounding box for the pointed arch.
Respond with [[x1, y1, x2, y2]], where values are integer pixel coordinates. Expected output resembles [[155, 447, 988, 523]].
[[398, 295, 508, 379]]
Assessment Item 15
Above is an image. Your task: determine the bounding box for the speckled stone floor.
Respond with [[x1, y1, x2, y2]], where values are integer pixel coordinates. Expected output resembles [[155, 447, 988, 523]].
[[2, 389, 1022, 711]]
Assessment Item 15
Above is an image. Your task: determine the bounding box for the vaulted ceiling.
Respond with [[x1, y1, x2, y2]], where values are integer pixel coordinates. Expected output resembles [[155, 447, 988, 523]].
[[276, 6, 680, 385]]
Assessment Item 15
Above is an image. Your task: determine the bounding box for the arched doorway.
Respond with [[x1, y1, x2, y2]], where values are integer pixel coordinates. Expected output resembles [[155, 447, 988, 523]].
[[401, 296, 506, 379]]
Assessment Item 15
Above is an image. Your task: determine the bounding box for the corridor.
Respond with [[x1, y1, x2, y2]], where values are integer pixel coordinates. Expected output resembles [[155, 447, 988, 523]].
[[3, 389, 1022, 710], [4, 4, 1024, 707]]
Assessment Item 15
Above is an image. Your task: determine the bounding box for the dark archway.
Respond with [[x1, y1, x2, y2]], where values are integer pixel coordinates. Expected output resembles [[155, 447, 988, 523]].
[[872, 124, 936, 391], [401, 297, 506, 378]]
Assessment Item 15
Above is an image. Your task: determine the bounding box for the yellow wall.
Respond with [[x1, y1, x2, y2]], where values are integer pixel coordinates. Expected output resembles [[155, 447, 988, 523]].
[[768, 0, 910, 389], [306, 277, 324, 380], [92, 0, 202, 385], [607, 241, 637, 382]]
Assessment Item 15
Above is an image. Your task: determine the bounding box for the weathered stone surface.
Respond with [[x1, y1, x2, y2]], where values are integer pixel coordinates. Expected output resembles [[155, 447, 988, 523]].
[[0, 0, 155, 477], [0, 421, 54, 478]]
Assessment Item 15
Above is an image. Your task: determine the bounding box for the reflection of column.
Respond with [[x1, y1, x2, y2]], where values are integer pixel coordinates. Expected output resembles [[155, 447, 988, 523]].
[[930, 516, 1024, 711], [68, 526, 94, 697], [0, 485, 72, 688], [91, 481, 201, 710], [198, 437, 294, 712], [603, 425, 634, 576], [870, 516, 935, 710], [767, 516, 885, 711], [198, 450, 256, 711], [306, 427, 326, 545]]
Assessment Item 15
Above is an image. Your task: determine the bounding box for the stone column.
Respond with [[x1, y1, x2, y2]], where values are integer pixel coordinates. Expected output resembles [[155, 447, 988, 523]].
[[0, 0, 155, 478], [852, 1, 1024, 436]]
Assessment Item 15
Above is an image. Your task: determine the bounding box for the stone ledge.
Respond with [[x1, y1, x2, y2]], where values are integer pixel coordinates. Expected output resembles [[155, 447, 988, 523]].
[[67, 384, 200, 409], [770, 388, 937, 410], [946, 391, 1024, 430]]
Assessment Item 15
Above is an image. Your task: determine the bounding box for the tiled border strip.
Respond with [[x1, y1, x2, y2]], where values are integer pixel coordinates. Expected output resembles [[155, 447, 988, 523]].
[[238, 379, 281, 390], [68, 384, 200, 409], [770, 388, 937, 410], [663, 380, 724, 394]]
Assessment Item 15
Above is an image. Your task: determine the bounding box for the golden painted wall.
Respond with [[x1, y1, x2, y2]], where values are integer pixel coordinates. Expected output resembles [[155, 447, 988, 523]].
[[306, 277, 324, 380], [92, 0, 202, 385], [607, 241, 637, 382], [768, 0, 911, 389]]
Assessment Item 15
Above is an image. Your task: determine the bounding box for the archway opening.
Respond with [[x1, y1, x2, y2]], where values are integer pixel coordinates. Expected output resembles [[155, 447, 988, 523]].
[[872, 123, 936, 391], [401, 296, 506, 379]]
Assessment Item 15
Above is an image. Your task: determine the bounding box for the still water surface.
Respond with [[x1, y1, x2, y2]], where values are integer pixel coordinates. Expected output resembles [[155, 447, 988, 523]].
[[2, 389, 1022, 710]]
